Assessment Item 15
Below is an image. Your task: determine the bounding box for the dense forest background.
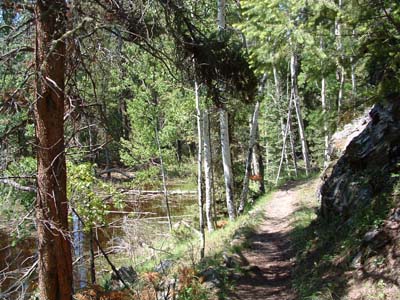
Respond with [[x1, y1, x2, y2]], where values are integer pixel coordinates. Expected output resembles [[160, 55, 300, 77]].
[[1, 0, 400, 299]]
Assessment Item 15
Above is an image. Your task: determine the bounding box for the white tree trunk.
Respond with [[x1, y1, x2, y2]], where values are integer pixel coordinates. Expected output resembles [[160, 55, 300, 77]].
[[351, 30, 357, 103], [321, 77, 330, 167], [238, 100, 260, 214], [217, 0, 235, 220], [321, 38, 330, 168], [195, 80, 205, 259], [203, 109, 214, 232], [291, 53, 311, 175], [273, 64, 290, 172], [251, 138, 265, 194], [217, 0, 226, 30], [219, 107, 236, 220]]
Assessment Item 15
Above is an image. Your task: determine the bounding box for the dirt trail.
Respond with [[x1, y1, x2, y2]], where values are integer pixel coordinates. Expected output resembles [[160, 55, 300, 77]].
[[229, 182, 306, 300]]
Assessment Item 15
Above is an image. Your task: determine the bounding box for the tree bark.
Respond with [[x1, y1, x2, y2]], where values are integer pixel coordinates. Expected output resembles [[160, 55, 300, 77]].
[[195, 80, 205, 259], [321, 38, 330, 167], [217, 0, 235, 220], [217, 0, 226, 30], [273, 65, 288, 169], [290, 52, 311, 175], [251, 139, 265, 194], [34, 1, 72, 299], [219, 107, 236, 220], [203, 109, 214, 232]]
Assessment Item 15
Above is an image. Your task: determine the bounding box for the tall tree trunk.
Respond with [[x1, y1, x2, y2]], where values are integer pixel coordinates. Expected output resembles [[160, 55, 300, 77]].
[[35, 1, 72, 300], [276, 94, 294, 185], [321, 38, 330, 168], [238, 100, 260, 214], [203, 109, 214, 232], [273, 64, 290, 175], [217, 0, 236, 220], [155, 120, 173, 232], [288, 112, 298, 176], [219, 107, 236, 220], [286, 66, 299, 176], [195, 80, 205, 259], [351, 29, 357, 105], [290, 52, 311, 175], [321, 77, 330, 167]]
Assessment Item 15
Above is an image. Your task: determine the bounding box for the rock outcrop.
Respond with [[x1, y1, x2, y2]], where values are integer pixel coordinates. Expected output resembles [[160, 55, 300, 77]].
[[320, 103, 400, 219]]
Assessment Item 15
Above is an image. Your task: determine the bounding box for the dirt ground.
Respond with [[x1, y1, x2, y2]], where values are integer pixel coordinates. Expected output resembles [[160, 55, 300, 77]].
[[229, 181, 310, 300]]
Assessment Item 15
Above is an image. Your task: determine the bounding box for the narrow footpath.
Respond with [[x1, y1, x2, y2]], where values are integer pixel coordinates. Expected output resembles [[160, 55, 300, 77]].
[[229, 181, 310, 300]]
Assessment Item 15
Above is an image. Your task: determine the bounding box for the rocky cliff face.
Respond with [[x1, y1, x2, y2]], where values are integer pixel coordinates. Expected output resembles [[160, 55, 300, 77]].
[[319, 103, 400, 219]]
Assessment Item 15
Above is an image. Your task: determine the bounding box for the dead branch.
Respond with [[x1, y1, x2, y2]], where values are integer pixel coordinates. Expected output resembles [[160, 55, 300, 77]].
[[0, 179, 37, 193]]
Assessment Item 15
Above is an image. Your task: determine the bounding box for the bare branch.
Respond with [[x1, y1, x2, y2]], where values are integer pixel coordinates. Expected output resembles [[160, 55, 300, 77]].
[[0, 179, 37, 193]]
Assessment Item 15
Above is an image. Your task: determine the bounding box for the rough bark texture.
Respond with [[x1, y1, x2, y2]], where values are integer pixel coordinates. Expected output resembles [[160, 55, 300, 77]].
[[35, 1, 73, 299], [320, 103, 400, 220]]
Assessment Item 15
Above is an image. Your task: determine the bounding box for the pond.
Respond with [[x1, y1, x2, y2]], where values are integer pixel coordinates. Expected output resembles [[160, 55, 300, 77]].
[[0, 188, 197, 298]]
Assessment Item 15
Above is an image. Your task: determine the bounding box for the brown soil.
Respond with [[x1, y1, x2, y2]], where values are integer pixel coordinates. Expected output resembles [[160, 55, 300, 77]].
[[229, 182, 306, 300]]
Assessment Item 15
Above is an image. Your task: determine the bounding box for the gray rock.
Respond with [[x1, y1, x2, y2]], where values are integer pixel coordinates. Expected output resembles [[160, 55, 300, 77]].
[[320, 103, 400, 220]]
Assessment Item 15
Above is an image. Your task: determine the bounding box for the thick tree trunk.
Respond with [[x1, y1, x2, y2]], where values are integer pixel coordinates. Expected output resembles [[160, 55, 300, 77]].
[[195, 80, 206, 259], [35, 1, 72, 300], [238, 100, 260, 214], [203, 109, 214, 232], [219, 107, 236, 220], [290, 52, 311, 175]]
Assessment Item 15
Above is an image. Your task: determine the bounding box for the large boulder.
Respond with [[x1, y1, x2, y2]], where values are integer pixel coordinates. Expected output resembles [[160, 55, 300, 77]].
[[319, 103, 400, 219]]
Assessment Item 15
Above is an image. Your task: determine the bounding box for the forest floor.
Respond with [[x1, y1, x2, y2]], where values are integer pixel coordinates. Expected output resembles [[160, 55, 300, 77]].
[[229, 179, 318, 300]]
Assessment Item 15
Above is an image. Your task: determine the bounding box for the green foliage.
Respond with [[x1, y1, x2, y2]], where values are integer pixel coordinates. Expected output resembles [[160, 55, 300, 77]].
[[67, 161, 123, 231]]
